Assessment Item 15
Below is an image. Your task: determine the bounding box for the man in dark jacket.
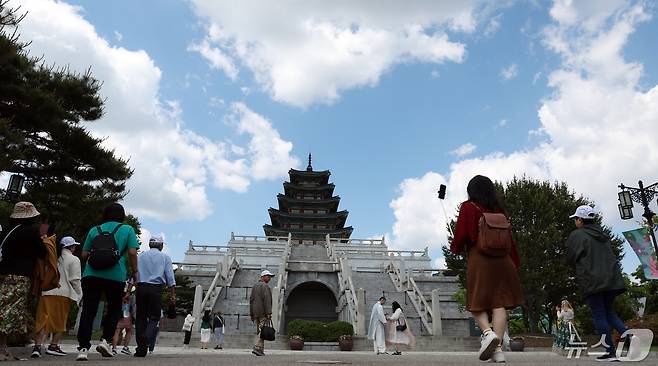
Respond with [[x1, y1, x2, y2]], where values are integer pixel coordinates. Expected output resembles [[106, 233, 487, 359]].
[[566, 205, 627, 361], [249, 270, 274, 356]]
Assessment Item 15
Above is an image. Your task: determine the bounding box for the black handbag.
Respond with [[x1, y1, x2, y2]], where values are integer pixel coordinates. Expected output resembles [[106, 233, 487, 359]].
[[260, 319, 276, 341], [396, 317, 407, 332]]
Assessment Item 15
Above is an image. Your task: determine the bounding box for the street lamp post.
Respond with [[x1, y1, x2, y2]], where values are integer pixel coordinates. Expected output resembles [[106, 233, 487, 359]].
[[617, 180, 658, 257], [4, 173, 25, 202]]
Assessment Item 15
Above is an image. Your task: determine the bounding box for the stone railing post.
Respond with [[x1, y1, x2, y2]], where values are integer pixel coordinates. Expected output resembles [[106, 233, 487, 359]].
[[398, 259, 407, 285], [356, 287, 366, 336], [192, 284, 203, 332], [431, 289, 443, 336], [272, 286, 281, 332]]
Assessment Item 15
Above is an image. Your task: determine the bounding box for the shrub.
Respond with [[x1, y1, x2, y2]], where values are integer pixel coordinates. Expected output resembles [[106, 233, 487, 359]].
[[287, 319, 354, 341], [326, 321, 354, 341]]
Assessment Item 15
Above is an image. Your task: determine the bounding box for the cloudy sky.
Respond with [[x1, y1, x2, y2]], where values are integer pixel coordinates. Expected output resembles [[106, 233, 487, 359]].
[[11, 0, 658, 272]]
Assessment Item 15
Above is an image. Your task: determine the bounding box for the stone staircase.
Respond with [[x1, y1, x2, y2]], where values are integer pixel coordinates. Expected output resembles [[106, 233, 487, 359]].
[[351, 272, 426, 335], [413, 276, 470, 337], [212, 268, 268, 334], [350, 270, 470, 338]]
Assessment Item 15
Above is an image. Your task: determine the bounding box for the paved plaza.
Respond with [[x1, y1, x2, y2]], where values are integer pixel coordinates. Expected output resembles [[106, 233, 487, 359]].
[[4, 347, 657, 365]]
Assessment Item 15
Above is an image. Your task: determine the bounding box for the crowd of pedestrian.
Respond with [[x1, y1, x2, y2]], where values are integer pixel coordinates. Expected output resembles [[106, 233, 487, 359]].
[[0, 173, 636, 362], [0, 201, 177, 361]]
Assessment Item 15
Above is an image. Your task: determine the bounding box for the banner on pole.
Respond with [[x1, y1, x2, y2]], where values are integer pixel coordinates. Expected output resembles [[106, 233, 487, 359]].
[[622, 227, 658, 279]]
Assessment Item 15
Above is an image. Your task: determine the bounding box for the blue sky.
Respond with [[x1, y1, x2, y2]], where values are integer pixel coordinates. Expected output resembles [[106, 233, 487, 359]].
[[12, 0, 658, 273]]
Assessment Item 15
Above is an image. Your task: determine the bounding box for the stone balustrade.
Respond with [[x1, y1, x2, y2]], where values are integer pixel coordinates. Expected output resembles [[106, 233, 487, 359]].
[[187, 244, 286, 256]]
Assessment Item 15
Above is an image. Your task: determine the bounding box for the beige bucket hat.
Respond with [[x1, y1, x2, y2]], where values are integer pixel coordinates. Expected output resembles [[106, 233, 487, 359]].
[[10, 201, 40, 219]]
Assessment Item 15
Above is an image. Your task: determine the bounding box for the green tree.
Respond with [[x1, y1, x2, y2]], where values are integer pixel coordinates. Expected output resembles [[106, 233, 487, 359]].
[[163, 274, 196, 315], [444, 177, 626, 334], [632, 265, 658, 315], [0, 1, 132, 241]]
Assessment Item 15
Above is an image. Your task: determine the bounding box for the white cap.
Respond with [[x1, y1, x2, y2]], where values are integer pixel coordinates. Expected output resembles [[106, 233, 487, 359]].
[[260, 269, 275, 277], [149, 235, 164, 244], [60, 236, 80, 247], [569, 205, 596, 219]]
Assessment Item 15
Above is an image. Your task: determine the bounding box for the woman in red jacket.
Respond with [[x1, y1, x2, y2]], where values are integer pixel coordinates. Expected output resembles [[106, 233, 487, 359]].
[[451, 175, 524, 363]]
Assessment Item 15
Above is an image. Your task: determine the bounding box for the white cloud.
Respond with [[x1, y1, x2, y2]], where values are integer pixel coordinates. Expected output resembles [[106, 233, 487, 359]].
[[389, 1, 656, 272], [532, 71, 542, 84], [16, 0, 298, 222], [451, 143, 477, 157], [484, 13, 503, 37], [189, 1, 482, 107], [209, 96, 225, 108], [114, 30, 123, 42], [500, 63, 518, 80], [188, 39, 238, 80], [431, 70, 440, 78], [230, 103, 300, 181], [498, 119, 508, 127]]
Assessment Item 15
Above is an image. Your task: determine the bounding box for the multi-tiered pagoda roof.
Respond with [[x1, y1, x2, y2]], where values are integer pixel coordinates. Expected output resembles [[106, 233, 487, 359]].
[[263, 155, 353, 243]]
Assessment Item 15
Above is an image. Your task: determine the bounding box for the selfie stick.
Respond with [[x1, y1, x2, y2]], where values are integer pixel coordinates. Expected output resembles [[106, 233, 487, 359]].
[[437, 184, 455, 238]]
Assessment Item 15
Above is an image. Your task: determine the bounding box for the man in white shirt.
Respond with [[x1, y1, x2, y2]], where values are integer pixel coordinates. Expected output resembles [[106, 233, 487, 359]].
[[368, 296, 388, 354], [134, 236, 175, 357]]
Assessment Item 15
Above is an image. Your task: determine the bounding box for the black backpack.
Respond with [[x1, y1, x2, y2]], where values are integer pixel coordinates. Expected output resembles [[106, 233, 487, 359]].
[[87, 224, 124, 270]]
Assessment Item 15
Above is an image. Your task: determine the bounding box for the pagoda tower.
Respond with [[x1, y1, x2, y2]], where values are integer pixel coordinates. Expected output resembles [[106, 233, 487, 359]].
[[263, 154, 353, 243]]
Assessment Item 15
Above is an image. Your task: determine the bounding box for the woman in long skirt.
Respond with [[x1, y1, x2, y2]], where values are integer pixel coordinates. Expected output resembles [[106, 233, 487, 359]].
[[452, 175, 524, 363], [385, 301, 415, 355], [199, 310, 212, 349], [553, 300, 579, 354]]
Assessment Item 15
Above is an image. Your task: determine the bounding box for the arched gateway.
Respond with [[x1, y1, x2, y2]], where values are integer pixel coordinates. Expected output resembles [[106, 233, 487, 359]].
[[284, 281, 338, 331]]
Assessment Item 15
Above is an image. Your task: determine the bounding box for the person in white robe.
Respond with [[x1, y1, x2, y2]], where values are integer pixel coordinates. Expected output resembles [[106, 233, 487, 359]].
[[385, 301, 415, 355], [368, 296, 388, 354]]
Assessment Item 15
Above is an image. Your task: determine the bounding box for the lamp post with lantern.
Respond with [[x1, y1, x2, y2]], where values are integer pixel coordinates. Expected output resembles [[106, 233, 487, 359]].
[[617, 180, 658, 257], [4, 173, 25, 202]]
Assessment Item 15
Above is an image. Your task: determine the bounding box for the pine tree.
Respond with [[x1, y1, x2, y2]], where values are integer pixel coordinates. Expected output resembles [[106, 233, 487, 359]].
[[0, 1, 132, 240]]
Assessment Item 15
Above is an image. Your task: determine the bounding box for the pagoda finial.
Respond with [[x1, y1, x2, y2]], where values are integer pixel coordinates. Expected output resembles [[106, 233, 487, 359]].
[[306, 153, 313, 171]]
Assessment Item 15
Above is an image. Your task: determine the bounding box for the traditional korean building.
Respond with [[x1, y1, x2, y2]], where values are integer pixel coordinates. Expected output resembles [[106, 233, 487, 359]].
[[264, 154, 353, 243], [177, 157, 473, 349]]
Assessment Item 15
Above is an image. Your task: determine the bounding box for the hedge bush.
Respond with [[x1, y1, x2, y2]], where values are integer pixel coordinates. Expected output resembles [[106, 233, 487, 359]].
[[287, 319, 353, 341]]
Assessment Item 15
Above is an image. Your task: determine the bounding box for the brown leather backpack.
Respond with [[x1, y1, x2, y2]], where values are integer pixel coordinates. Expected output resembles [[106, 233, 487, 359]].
[[472, 203, 513, 257]]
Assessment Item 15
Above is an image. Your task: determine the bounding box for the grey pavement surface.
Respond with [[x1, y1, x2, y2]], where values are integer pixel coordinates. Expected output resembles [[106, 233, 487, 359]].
[[3, 346, 657, 365]]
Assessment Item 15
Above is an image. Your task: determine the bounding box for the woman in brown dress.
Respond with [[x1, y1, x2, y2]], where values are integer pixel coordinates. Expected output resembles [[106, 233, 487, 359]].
[[451, 175, 524, 363]]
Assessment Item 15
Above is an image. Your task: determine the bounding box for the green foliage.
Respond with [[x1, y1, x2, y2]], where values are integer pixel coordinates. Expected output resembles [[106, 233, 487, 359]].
[[325, 320, 354, 341], [163, 274, 196, 315], [0, 1, 132, 241], [452, 287, 467, 312], [632, 265, 658, 315], [0, 199, 10, 227], [286, 320, 353, 341], [444, 176, 628, 334]]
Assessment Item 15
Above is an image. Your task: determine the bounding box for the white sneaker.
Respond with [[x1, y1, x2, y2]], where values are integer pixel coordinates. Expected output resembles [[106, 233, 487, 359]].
[[479, 332, 500, 361], [95, 339, 113, 357], [76, 348, 88, 361], [491, 348, 506, 363]]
